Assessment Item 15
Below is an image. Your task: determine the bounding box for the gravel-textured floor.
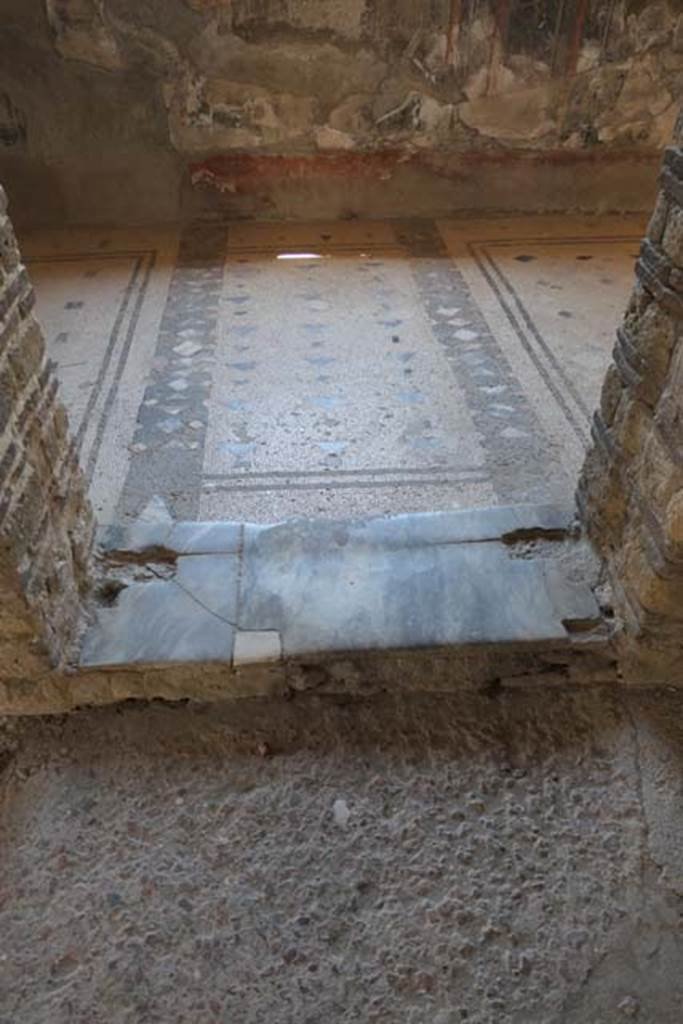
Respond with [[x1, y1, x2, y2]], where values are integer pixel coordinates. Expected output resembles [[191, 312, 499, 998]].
[[1, 688, 682, 1023]]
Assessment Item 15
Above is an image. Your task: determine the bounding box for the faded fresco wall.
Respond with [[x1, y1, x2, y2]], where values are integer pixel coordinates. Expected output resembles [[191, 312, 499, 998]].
[[0, 0, 681, 223]]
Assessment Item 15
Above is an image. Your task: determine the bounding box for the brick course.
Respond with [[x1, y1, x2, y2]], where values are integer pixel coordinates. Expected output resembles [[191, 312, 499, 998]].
[[578, 109, 683, 683], [0, 187, 93, 683]]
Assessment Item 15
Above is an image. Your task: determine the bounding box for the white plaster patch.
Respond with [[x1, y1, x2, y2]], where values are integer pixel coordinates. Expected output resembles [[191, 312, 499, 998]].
[[233, 630, 282, 666]]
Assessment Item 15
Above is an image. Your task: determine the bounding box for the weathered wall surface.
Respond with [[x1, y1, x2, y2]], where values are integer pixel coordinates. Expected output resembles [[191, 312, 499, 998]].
[[578, 110, 683, 685], [0, 186, 93, 679], [0, 0, 681, 223]]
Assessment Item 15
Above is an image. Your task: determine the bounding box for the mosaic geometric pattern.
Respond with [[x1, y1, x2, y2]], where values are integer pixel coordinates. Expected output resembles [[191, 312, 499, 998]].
[[26, 216, 645, 524]]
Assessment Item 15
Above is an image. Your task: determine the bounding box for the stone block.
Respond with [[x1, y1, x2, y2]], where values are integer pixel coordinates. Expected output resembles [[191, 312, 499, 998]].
[[647, 192, 670, 244], [662, 204, 683, 267], [635, 426, 683, 516], [609, 392, 652, 461], [6, 320, 44, 392], [0, 195, 94, 676], [0, 217, 19, 273], [664, 491, 683, 551], [81, 554, 238, 667], [627, 298, 677, 406], [237, 512, 597, 656], [0, 361, 15, 436], [599, 363, 625, 427], [620, 532, 683, 621]]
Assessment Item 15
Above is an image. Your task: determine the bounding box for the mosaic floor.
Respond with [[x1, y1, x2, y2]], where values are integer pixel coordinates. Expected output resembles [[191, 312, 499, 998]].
[[24, 215, 644, 524]]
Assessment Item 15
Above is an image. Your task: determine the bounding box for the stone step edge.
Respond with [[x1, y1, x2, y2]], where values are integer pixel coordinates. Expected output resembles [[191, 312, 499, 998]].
[[2, 630, 617, 718]]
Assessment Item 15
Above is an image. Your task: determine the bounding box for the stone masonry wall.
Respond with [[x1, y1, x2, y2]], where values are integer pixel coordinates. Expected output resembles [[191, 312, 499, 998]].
[[0, 186, 94, 682], [0, 0, 680, 223], [578, 107, 683, 685]]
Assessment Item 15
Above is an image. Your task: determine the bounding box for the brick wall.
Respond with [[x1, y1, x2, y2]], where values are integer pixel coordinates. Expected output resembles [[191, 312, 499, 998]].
[[578, 108, 683, 684], [0, 186, 93, 684]]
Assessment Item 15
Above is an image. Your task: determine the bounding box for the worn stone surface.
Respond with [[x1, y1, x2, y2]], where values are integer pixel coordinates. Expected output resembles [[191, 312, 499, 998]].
[[1, 687, 683, 1021], [0, 188, 94, 680], [578, 110, 683, 684], [81, 552, 239, 666], [238, 513, 600, 655], [0, 503, 618, 714], [0, 0, 680, 223], [78, 505, 605, 670]]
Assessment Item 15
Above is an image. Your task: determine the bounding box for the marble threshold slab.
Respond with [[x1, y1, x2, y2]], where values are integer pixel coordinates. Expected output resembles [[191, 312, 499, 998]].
[[80, 505, 607, 680]]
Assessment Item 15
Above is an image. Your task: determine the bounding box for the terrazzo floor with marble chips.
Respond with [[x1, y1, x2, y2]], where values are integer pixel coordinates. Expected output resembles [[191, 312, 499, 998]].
[[23, 213, 643, 526]]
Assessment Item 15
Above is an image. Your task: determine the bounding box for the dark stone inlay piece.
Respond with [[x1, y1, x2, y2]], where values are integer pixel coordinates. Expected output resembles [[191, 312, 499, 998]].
[[117, 223, 228, 520], [398, 221, 570, 505]]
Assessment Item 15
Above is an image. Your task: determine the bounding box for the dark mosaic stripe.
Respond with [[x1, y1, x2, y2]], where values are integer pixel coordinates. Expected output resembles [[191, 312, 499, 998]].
[[82, 252, 156, 483], [117, 223, 228, 521], [398, 221, 572, 506], [202, 476, 489, 495], [475, 244, 594, 436]]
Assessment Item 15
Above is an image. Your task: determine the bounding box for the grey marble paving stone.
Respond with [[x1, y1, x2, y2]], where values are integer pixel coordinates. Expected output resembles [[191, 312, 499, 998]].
[[81, 555, 238, 667], [98, 520, 242, 556], [238, 517, 600, 656], [99, 506, 571, 559], [335, 503, 575, 550], [175, 555, 239, 620], [168, 521, 242, 555], [85, 506, 599, 669], [97, 521, 174, 555], [542, 560, 603, 626]]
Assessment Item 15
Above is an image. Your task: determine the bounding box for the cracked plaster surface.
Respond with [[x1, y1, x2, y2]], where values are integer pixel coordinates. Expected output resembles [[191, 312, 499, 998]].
[[2, 1, 679, 222], [32, 0, 681, 155]]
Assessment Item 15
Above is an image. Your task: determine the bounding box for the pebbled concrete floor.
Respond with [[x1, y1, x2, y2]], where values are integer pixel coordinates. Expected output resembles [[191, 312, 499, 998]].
[[1, 688, 682, 1023], [22, 214, 643, 525]]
